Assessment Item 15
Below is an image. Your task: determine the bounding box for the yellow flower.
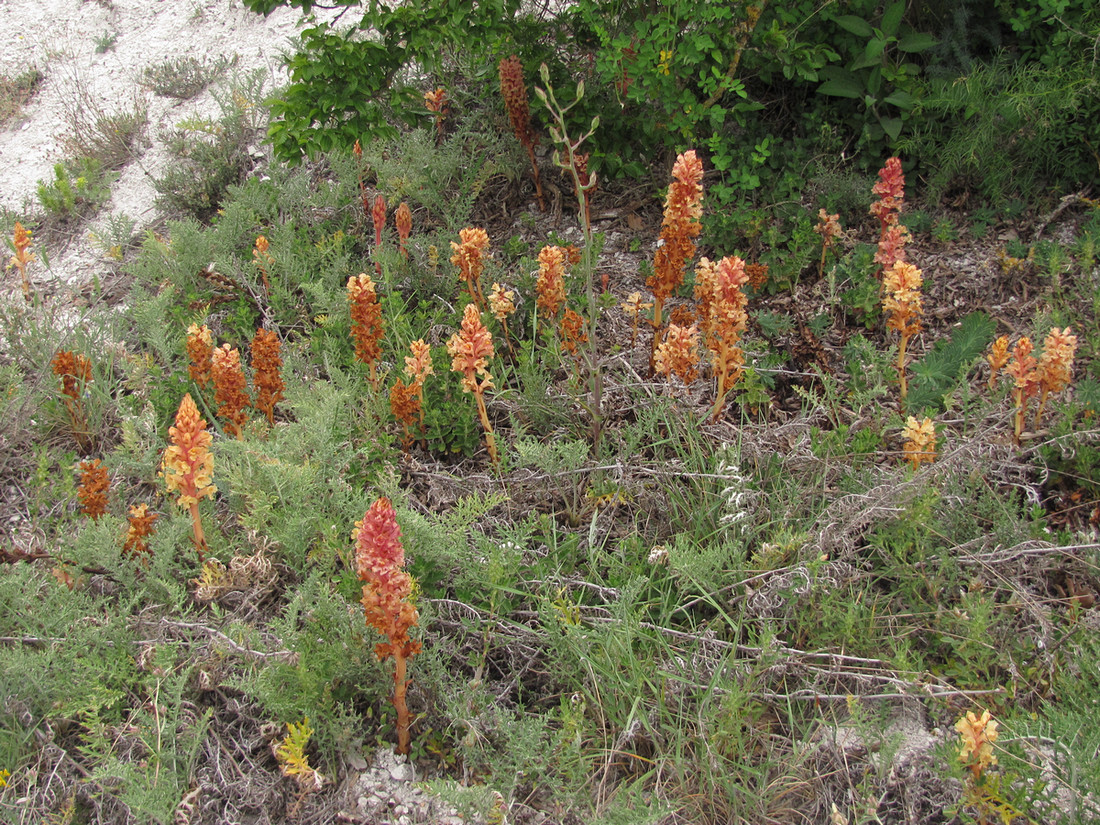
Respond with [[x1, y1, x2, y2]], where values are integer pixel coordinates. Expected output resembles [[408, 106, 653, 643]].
[[657, 49, 673, 75], [955, 708, 998, 780], [901, 416, 936, 470]]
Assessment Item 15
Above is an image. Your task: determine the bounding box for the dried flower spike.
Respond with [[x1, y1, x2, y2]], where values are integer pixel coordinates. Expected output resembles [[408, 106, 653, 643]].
[[250, 328, 284, 426], [354, 498, 421, 755], [447, 303, 499, 464], [450, 227, 490, 310], [212, 344, 250, 438], [498, 56, 545, 211], [901, 416, 936, 470], [348, 272, 385, 386], [78, 459, 109, 520], [123, 503, 158, 560], [186, 324, 214, 389], [395, 202, 412, 259], [163, 393, 216, 558], [649, 150, 704, 361]]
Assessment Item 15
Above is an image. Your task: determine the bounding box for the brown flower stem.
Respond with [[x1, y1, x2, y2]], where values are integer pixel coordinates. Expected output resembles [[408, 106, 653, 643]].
[[1014, 388, 1027, 444], [523, 142, 546, 213], [472, 390, 499, 465], [897, 332, 910, 403], [189, 501, 208, 561], [393, 649, 411, 755]]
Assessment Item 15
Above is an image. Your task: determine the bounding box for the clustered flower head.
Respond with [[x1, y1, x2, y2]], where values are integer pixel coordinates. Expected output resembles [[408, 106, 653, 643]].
[[488, 282, 517, 355], [882, 260, 924, 401], [253, 235, 274, 294], [163, 393, 216, 557], [901, 416, 937, 470], [451, 227, 490, 310], [654, 321, 700, 385], [986, 335, 1010, 390], [535, 245, 567, 320], [955, 708, 998, 782], [212, 344, 250, 438], [447, 303, 499, 464], [996, 327, 1078, 439], [250, 328, 284, 426], [348, 272, 385, 385], [354, 497, 421, 755], [78, 459, 109, 520], [649, 150, 704, 360], [499, 55, 545, 211], [424, 87, 448, 139], [186, 324, 214, 389], [123, 503, 158, 560], [559, 308, 588, 355]]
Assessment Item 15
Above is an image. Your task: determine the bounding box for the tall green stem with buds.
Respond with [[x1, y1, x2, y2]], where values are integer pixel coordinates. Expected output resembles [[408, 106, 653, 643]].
[[534, 64, 604, 451]]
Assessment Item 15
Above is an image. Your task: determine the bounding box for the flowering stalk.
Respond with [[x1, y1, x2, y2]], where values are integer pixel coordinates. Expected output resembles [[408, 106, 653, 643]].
[[390, 339, 434, 448], [695, 256, 749, 422], [212, 344, 250, 438], [499, 56, 545, 212], [394, 202, 412, 259], [424, 87, 447, 142], [488, 282, 517, 357], [813, 209, 842, 280], [901, 416, 937, 470], [986, 335, 1010, 391], [186, 324, 214, 390], [870, 157, 909, 278], [348, 272, 385, 387], [956, 709, 998, 784], [78, 459, 109, 520], [654, 321, 701, 386], [253, 235, 274, 295], [163, 393, 216, 560], [354, 498, 421, 755], [559, 308, 588, 356], [535, 244, 567, 330], [450, 228, 490, 311], [9, 222, 36, 303], [51, 350, 93, 452], [648, 150, 704, 363], [621, 292, 653, 347], [447, 304, 499, 464], [123, 503, 158, 561], [882, 260, 924, 403], [250, 328, 284, 426], [1034, 326, 1077, 428], [1004, 337, 1038, 444]]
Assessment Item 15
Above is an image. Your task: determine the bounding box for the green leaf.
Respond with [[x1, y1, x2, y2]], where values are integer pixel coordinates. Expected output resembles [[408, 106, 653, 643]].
[[898, 32, 938, 53], [881, 1, 905, 38], [834, 15, 874, 38], [817, 74, 863, 99], [883, 90, 916, 110], [879, 116, 903, 141]]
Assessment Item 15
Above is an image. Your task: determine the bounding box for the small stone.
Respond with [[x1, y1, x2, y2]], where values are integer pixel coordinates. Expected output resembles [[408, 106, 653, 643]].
[[388, 762, 416, 782]]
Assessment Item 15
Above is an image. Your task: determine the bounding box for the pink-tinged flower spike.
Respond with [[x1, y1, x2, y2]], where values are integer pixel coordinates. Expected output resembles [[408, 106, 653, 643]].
[[450, 227, 490, 311], [1005, 337, 1038, 444], [695, 256, 750, 421], [447, 304, 499, 465], [648, 150, 704, 364], [354, 497, 421, 756], [499, 55, 545, 211], [1034, 327, 1077, 428], [395, 202, 412, 259], [870, 157, 908, 278]]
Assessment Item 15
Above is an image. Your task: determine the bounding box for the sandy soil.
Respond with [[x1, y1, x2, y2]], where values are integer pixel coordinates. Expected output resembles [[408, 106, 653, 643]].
[[0, 0, 341, 296]]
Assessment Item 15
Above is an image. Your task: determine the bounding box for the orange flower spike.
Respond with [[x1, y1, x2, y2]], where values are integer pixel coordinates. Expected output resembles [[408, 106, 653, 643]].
[[424, 87, 447, 140], [253, 235, 274, 294], [955, 709, 999, 783], [400, 338, 434, 440], [371, 195, 387, 249], [78, 459, 109, 520], [813, 209, 842, 279], [395, 202, 412, 259], [353, 497, 421, 755], [535, 245, 567, 320], [211, 344, 250, 438], [123, 503, 158, 561], [498, 55, 545, 211], [882, 260, 924, 402], [51, 350, 92, 450], [1005, 337, 1038, 443], [163, 393, 216, 559], [9, 221, 36, 302], [901, 416, 937, 470], [488, 282, 517, 355], [404, 339, 434, 387], [447, 304, 499, 464], [389, 379, 421, 448], [986, 335, 1010, 391], [700, 256, 750, 421], [649, 150, 704, 354], [1034, 326, 1077, 427], [654, 322, 700, 386], [347, 273, 386, 386], [560, 308, 588, 355], [745, 262, 769, 291], [186, 324, 214, 389], [450, 227, 490, 309], [250, 328, 284, 426]]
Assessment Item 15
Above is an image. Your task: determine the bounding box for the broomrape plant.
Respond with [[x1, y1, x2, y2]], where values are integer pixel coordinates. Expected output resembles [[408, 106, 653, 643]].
[[163, 393, 216, 559], [8, 221, 35, 302], [882, 260, 924, 403], [390, 339, 433, 449], [77, 459, 109, 520], [211, 343, 250, 438], [499, 55, 545, 212], [695, 255, 750, 422], [451, 227, 490, 312], [354, 497, 421, 755], [186, 323, 214, 390], [51, 349, 93, 452], [250, 327, 284, 427], [447, 303, 499, 465], [348, 272, 385, 387]]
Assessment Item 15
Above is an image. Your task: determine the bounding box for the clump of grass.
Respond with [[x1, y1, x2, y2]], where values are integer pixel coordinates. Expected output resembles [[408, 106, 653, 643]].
[[140, 54, 238, 100], [0, 67, 43, 126], [58, 70, 147, 169]]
